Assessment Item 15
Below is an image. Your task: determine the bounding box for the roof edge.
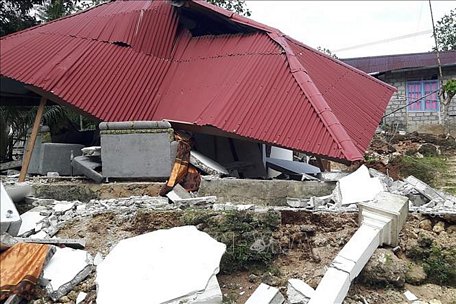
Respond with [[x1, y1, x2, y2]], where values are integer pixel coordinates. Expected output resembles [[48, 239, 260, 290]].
[[341, 50, 456, 61]]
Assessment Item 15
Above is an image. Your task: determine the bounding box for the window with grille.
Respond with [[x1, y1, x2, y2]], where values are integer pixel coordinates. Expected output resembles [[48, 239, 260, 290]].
[[406, 80, 440, 112]]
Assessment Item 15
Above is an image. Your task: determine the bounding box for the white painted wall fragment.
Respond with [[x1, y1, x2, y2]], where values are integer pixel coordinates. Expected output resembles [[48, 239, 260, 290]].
[[333, 165, 385, 206], [0, 182, 22, 236], [96, 226, 226, 304]]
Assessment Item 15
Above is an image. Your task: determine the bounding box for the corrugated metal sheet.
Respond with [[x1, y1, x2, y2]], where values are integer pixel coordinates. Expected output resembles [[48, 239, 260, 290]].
[[0, 0, 396, 162], [342, 51, 456, 74]]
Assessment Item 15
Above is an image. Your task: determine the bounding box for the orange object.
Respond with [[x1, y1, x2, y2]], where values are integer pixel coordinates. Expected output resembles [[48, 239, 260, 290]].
[[0, 243, 52, 300]]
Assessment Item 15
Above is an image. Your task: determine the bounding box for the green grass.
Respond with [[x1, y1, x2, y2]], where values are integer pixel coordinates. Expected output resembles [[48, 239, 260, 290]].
[[393, 156, 448, 187]]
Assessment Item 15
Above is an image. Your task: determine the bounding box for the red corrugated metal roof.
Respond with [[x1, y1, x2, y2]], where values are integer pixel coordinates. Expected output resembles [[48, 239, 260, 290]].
[[0, 0, 396, 162], [342, 51, 456, 74]]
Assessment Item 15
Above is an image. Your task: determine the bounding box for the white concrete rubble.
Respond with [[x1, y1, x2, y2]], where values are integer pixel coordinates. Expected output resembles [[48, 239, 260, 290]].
[[17, 207, 46, 236], [76, 292, 87, 304], [1, 182, 22, 236], [190, 150, 229, 176], [287, 279, 315, 304], [245, 283, 285, 304], [333, 165, 385, 206], [404, 290, 418, 302], [167, 184, 192, 202], [42, 247, 93, 301], [96, 226, 226, 304]]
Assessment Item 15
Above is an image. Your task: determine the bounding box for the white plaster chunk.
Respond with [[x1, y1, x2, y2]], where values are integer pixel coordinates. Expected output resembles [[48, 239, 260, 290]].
[[245, 283, 285, 304], [18, 210, 46, 236], [287, 279, 315, 304], [404, 290, 418, 302], [191, 274, 223, 304], [53, 202, 75, 214], [333, 165, 385, 206], [190, 151, 229, 176], [76, 292, 87, 304], [43, 247, 92, 300], [96, 226, 226, 304], [0, 182, 21, 236], [93, 252, 104, 266]]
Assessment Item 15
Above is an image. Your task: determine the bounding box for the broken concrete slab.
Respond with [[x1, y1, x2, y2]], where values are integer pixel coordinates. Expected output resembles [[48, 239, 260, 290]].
[[81, 146, 101, 157], [166, 184, 192, 202], [1, 182, 22, 236], [42, 247, 93, 301], [17, 207, 47, 236], [96, 226, 226, 304], [287, 279, 314, 304], [190, 150, 229, 176], [404, 176, 445, 202], [53, 201, 76, 214], [71, 156, 103, 183], [333, 165, 385, 206], [37, 143, 84, 176], [245, 283, 285, 304]]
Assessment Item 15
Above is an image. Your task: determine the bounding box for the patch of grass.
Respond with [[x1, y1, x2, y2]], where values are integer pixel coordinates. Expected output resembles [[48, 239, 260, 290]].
[[181, 210, 281, 273], [422, 245, 456, 286], [392, 156, 448, 187]]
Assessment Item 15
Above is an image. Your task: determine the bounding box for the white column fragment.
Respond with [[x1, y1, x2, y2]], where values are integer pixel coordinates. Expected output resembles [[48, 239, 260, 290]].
[[308, 192, 408, 304]]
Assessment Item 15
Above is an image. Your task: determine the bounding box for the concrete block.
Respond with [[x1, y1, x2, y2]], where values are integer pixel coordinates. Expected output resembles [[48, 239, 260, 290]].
[[100, 121, 174, 179], [38, 143, 84, 175], [245, 283, 285, 304], [1, 182, 22, 236], [287, 279, 314, 304], [26, 126, 51, 174]]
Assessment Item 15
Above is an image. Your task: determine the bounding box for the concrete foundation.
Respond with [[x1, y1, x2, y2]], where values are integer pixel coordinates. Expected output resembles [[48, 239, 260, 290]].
[[198, 177, 335, 206], [100, 121, 175, 179]]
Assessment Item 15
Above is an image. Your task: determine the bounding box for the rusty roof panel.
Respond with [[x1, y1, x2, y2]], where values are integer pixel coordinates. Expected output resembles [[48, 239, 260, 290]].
[[0, 0, 396, 162]]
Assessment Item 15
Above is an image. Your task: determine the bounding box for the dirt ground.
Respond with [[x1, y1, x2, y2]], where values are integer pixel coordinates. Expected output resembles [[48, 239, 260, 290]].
[[49, 209, 456, 304]]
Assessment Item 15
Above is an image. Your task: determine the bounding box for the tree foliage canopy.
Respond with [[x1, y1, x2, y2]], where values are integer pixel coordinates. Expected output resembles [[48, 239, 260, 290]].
[[1, 0, 251, 37], [434, 8, 456, 51]]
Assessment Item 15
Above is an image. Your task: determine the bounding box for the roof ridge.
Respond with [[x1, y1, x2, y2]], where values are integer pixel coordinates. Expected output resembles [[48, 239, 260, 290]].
[[267, 32, 363, 161]]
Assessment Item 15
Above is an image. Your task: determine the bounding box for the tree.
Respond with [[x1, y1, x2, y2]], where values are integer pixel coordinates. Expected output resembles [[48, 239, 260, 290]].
[[317, 46, 338, 59], [434, 8, 456, 51], [207, 0, 251, 16], [0, 0, 44, 36]]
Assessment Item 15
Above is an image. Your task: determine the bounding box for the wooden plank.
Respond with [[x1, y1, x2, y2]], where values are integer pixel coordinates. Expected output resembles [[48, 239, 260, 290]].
[[0, 160, 22, 171], [19, 97, 47, 182]]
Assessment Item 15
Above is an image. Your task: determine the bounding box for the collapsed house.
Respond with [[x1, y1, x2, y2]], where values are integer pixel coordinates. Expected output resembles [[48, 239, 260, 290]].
[[1, 0, 396, 183]]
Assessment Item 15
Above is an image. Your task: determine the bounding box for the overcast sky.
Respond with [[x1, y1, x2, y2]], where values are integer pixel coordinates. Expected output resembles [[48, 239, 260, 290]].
[[245, 1, 455, 58]]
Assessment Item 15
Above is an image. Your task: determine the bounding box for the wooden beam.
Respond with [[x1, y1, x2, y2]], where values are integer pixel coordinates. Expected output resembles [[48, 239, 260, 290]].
[[19, 97, 47, 182]]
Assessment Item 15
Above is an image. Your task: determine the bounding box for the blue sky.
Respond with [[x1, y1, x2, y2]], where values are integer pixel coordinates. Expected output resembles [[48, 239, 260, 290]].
[[246, 1, 455, 58]]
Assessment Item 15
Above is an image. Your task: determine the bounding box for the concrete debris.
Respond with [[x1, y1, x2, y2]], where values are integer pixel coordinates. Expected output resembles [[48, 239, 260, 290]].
[[245, 283, 285, 304], [96, 226, 226, 304], [42, 247, 93, 301], [53, 202, 76, 214], [0, 233, 19, 251], [212, 202, 254, 211], [71, 156, 103, 183], [404, 290, 418, 302], [93, 252, 104, 266], [316, 171, 349, 182], [166, 183, 193, 202], [287, 198, 309, 208], [81, 146, 101, 157], [17, 207, 46, 237], [4, 182, 33, 203], [287, 279, 315, 304], [76, 292, 87, 304], [173, 196, 217, 207], [332, 165, 385, 206], [1, 182, 22, 236], [404, 176, 445, 202], [190, 150, 229, 176]]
